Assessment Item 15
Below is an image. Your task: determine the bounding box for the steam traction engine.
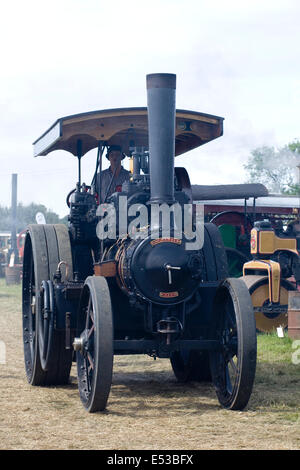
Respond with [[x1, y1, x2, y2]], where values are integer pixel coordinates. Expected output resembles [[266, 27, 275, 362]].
[[22, 74, 257, 412]]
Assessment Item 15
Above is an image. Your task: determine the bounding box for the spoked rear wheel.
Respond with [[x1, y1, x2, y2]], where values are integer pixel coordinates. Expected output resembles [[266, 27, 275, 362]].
[[209, 278, 257, 410], [76, 276, 114, 412]]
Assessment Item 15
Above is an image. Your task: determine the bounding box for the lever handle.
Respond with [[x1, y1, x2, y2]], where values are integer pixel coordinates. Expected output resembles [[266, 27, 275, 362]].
[[165, 264, 181, 284]]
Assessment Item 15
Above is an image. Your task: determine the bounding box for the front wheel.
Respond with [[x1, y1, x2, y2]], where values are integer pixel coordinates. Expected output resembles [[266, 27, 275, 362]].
[[209, 278, 257, 410], [76, 276, 114, 412]]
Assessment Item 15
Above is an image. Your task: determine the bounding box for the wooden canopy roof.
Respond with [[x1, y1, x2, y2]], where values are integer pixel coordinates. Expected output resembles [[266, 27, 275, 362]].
[[33, 107, 224, 158]]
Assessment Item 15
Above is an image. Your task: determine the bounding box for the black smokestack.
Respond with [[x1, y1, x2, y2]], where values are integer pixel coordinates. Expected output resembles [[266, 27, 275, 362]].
[[146, 73, 176, 204]]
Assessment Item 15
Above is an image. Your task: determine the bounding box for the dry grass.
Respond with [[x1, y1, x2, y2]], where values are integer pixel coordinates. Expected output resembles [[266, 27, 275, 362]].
[[0, 279, 299, 450]]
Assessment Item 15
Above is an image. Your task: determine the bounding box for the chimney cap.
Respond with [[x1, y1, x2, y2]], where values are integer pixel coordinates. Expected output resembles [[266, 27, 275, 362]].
[[146, 73, 176, 90]]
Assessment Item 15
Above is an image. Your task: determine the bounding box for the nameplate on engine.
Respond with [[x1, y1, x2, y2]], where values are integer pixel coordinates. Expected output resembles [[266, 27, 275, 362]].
[[150, 238, 182, 246], [159, 291, 179, 298]]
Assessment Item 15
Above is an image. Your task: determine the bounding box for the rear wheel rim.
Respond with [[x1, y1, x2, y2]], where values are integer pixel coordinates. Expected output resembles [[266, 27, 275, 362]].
[[23, 237, 38, 381]]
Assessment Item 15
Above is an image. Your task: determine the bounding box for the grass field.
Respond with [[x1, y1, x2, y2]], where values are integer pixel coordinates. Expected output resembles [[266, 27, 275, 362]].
[[0, 278, 299, 450]]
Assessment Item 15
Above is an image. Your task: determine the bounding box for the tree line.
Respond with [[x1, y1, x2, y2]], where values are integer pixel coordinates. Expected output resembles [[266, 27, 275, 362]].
[[244, 139, 300, 194], [0, 202, 67, 233]]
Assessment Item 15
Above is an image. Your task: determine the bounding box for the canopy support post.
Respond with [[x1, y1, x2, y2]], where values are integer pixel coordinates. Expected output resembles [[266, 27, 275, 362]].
[[77, 139, 82, 187], [244, 198, 248, 234]]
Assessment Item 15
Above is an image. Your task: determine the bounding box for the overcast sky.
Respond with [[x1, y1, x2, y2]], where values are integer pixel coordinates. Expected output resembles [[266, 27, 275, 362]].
[[1, 0, 299, 217]]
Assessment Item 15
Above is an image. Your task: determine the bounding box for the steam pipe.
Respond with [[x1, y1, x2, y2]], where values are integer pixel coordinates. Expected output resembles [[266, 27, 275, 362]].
[[146, 73, 176, 204]]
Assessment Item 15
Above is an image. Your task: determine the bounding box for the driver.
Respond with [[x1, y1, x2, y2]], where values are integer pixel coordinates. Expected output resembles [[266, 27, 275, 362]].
[[98, 145, 130, 203]]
